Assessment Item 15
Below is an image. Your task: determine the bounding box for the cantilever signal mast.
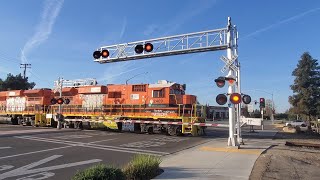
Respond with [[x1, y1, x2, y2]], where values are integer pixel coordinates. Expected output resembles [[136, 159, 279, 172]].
[[20, 63, 31, 79], [92, 17, 241, 147]]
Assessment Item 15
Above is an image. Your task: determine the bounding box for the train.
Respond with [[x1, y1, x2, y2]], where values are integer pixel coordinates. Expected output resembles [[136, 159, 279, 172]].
[[0, 79, 207, 136]]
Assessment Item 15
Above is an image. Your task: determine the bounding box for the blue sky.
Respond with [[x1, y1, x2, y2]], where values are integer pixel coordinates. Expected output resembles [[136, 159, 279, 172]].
[[0, 0, 319, 113]]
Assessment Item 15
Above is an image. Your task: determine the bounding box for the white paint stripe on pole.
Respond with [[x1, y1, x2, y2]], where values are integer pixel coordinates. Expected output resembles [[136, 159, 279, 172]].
[[0, 147, 11, 150], [17, 136, 169, 156], [0, 146, 72, 160]]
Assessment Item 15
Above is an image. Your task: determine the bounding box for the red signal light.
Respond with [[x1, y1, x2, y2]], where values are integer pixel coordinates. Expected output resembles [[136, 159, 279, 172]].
[[144, 43, 153, 52], [225, 77, 236, 86], [216, 94, 227, 105], [101, 50, 109, 58], [259, 98, 265, 108], [230, 93, 241, 104], [57, 98, 64, 105]]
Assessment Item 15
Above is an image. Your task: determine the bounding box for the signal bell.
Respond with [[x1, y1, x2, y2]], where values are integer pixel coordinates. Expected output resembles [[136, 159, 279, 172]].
[[225, 75, 236, 86]]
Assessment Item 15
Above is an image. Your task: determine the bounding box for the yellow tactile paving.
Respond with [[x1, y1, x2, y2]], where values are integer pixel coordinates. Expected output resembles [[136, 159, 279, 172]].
[[199, 146, 262, 155]]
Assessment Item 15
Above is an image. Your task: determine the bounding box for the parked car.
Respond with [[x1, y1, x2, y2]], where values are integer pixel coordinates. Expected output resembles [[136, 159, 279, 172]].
[[285, 120, 307, 127]]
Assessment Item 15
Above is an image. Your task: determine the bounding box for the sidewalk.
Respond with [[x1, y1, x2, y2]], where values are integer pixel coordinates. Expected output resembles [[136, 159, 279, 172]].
[[155, 132, 277, 180]]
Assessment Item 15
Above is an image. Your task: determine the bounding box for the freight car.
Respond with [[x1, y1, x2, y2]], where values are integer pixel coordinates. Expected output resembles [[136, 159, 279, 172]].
[[0, 79, 207, 136]]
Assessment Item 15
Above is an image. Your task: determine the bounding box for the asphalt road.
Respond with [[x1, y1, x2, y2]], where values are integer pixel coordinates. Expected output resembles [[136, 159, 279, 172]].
[[0, 126, 228, 180]]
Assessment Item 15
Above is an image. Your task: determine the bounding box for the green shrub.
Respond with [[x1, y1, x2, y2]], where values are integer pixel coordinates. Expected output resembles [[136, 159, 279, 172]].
[[123, 154, 162, 180], [72, 164, 125, 180]]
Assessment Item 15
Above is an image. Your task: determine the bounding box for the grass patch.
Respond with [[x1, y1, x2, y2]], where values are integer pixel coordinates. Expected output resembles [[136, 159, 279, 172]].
[[123, 154, 162, 180], [72, 164, 125, 180]]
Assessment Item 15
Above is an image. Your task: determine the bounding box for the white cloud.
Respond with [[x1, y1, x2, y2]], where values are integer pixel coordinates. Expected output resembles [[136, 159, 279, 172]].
[[21, 0, 64, 63], [119, 16, 127, 40], [143, 24, 159, 36], [242, 7, 320, 40], [143, 0, 217, 37]]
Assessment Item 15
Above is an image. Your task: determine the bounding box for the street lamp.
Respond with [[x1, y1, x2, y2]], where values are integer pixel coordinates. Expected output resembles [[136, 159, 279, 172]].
[[125, 72, 148, 85]]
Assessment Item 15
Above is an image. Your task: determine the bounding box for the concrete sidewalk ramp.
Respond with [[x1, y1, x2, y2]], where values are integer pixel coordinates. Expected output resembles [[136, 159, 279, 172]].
[[154, 140, 270, 180]]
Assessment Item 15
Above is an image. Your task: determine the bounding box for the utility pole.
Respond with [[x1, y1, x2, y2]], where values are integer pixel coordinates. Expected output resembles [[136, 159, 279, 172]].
[[20, 63, 31, 79]]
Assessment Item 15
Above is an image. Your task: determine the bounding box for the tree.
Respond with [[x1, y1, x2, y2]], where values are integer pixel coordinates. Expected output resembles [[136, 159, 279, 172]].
[[0, 73, 35, 91], [289, 52, 320, 129], [265, 99, 274, 117]]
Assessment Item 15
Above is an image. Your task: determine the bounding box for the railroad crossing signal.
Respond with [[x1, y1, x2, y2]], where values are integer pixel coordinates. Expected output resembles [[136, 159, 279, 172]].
[[93, 50, 110, 59], [215, 93, 251, 105], [50, 98, 70, 105], [134, 43, 154, 54], [259, 98, 265, 108], [214, 76, 236, 88]]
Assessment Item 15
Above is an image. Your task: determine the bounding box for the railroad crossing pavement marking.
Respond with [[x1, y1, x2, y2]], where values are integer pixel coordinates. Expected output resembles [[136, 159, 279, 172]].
[[0, 146, 72, 160], [55, 135, 92, 139], [199, 146, 263, 155], [0, 147, 11, 150], [120, 136, 190, 148], [0, 155, 102, 180], [14, 136, 169, 156]]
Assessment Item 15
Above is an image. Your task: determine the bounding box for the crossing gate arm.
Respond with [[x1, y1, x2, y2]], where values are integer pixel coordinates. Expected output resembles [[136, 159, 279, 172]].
[[64, 118, 229, 127]]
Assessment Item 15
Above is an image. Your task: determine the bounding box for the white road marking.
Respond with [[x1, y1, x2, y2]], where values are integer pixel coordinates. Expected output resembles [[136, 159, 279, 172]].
[[0, 155, 102, 180], [121, 141, 166, 148], [120, 136, 190, 148], [0, 165, 14, 171], [55, 135, 92, 139], [16, 136, 169, 155], [16, 172, 55, 180], [15, 155, 62, 172], [0, 147, 11, 150], [0, 146, 72, 160], [89, 138, 117, 144]]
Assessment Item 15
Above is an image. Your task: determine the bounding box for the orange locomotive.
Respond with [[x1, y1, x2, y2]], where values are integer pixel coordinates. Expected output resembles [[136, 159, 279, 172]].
[[0, 80, 206, 136]]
